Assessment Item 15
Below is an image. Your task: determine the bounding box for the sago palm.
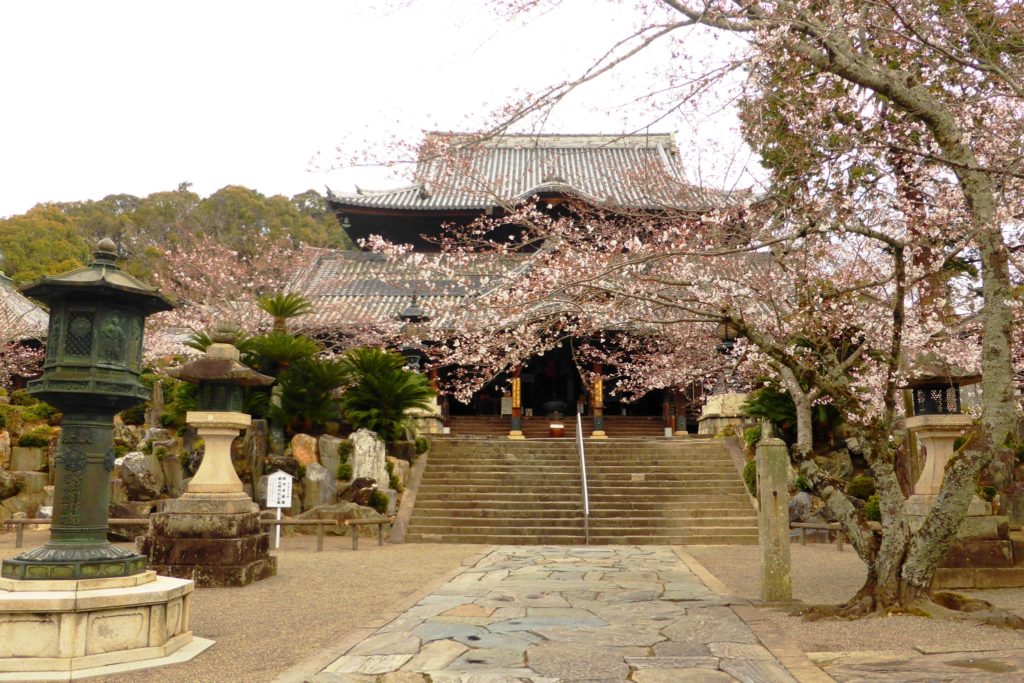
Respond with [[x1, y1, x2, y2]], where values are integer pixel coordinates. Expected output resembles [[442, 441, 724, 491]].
[[339, 347, 436, 442], [257, 292, 313, 333]]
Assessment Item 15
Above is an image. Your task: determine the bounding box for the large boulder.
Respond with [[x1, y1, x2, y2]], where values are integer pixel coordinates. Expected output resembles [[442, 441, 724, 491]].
[[10, 446, 47, 472], [243, 419, 269, 481], [108, 501, 155, 542], [159, 450, 185, 498], [1, 491, 46, 519], [0, 431, 10, 470], [120, 452, 163, 501], [113, 418, 139, 451], [788, 491, 814, 523], [350, 429, 388, 489], [266, 455, 301, 478], [812, 449, 853, 480], [290, 434, 319, 467], [302, 463, 337, 511], [386, 456, 410, 490], [339, 477, 378, 507], [0, 469, 18, 499], [295, 501, 384, 537], [318, 435, 343, 477]]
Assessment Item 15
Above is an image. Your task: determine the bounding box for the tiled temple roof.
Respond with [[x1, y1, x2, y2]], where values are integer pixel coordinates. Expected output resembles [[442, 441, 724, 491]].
[[328, 133, 746, 212], [291, 250, 521, 330], [0, 275, 48, 338]]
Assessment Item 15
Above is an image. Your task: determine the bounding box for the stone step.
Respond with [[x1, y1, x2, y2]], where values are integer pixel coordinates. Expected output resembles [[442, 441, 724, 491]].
[[411, 517, 756, 530], [411, 509, 757, 520], [414, 493, 748, 504], [404, 532, 757, 545]]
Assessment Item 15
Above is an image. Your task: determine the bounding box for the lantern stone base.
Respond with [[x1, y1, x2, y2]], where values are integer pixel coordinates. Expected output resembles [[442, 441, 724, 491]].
[[905, 494, 1024, 588], [139, 494, 276, 588], [0, 571, 209, 677], [697, 392, 748, 435]]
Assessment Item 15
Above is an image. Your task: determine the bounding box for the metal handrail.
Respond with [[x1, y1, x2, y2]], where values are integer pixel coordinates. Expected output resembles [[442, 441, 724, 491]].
[[576, 411, 590, 545]]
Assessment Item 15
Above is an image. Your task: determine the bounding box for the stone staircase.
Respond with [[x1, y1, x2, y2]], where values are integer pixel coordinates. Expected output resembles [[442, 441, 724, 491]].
[[447, 415, 668, 438], [405, 437, 758, 545]]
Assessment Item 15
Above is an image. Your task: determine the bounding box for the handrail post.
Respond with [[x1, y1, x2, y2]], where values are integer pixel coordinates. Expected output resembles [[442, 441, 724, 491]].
[[16, 522, 24, 549], [576, 412, 590, 545]]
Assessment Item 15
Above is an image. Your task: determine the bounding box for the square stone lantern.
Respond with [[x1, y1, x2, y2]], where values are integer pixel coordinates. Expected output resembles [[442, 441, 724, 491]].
[[140, 323, 278, 586]]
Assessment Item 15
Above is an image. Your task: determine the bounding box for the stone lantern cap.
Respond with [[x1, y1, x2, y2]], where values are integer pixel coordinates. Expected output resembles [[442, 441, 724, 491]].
[[904, 353, 981, 388], [168, 323, 273, 388], [21, 238, 174, 314]]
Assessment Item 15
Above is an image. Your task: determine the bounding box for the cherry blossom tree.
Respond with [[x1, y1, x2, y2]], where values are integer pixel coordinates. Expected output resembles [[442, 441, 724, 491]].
[[143, 236, 319, 361], [366, 0, 1024, 620]]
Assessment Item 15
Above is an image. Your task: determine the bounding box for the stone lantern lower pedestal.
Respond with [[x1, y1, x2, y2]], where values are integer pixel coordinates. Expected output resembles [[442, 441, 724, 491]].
[[140, 412, 276, 587], [905, 414, 1023, 589], [0, 571, 213, 676]]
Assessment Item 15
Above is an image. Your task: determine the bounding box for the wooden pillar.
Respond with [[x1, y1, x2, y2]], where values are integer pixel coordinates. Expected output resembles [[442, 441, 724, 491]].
[[590, 363, 607, 439], [674, 388, 688, 437], [509, 367, 525, 440]]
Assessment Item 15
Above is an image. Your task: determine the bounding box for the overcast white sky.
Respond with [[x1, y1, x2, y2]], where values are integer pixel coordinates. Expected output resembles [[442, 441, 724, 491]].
[[0, 0, 756, 219]]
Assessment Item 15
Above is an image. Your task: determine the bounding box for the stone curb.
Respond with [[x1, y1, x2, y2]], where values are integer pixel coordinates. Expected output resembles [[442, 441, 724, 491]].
[[270, 545, 493, 683], [673, 546, 836, 683]]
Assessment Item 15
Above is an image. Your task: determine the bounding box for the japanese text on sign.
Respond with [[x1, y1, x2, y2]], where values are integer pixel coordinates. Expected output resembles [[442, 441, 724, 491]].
[[266, 470, 293, 508]]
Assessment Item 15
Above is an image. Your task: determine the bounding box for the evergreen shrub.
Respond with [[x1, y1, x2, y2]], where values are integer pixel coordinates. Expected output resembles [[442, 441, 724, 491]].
[[743, 459, 757, 497], [846, 476, 876, 500], [367, 490, 389, 514]]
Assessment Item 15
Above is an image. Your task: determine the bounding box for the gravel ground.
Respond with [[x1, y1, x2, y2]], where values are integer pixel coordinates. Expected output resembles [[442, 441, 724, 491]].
[[1, 529, 484, 683], [687, 544, 1024, 654]]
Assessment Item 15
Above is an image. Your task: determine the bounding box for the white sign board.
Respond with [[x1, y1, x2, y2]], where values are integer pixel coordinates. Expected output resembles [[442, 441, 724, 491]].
[[266, 470, 293, 509]]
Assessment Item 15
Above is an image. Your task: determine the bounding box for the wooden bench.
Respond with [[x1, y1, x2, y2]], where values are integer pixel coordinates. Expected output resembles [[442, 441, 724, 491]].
[[342, 516, 395, 550], [790, 521, 846, 551], [260, 518, 339, 551]]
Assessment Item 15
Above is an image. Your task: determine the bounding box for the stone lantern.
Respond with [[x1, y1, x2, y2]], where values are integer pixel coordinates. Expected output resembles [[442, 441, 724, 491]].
[[399, 294, 428, 372], [141, 323, 277, 586], [3, 238, 173, 581], [0, 240, 206, 677], [698, 314, 748, 435]]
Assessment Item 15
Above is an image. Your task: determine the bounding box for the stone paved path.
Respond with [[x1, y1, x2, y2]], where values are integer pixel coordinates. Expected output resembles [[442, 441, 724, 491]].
[[309, 546, 810, 682]]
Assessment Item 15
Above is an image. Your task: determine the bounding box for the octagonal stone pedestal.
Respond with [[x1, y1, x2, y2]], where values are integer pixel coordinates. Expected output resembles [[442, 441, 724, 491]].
[[0, 570, 212, 679]]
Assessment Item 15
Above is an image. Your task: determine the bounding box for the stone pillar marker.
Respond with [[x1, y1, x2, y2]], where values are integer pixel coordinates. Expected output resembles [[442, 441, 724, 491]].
[[0, 239, 207, 676], [141, 323, 278, 586], [756, 421, 792, 602]]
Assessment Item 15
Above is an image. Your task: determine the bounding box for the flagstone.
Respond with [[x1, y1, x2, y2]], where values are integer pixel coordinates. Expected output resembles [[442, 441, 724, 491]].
[[625, 656, 721, 669], [453, 630, 540, 650], [402, 639, 469, 672], [653, 640, 712, 657], [720, 658, 797, 682], [528, 641, 644, 680], [412, 622, 489, 643], [449, 647, 527, 669], [328, 654, 414, 674], [444, 603, 496, 617], [348, 630, 422, 656], [488, 612, 607, 633], [631, 669, 734, 682], [663, 607, 759, 645], [533, 624, 667, 647], [707, 642, 776, 660]]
